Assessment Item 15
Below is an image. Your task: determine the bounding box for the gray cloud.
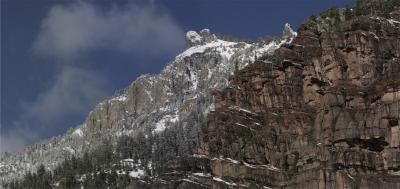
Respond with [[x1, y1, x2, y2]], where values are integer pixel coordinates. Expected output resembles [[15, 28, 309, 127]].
[[1, 67, 106, 153], [1, 126, 39, 153], [33, 2, 184, 60], [20, 67, 107, 125]]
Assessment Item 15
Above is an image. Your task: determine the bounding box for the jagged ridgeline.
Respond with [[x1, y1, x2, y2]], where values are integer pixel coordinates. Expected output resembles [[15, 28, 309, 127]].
[[2, 0, 400, 188]]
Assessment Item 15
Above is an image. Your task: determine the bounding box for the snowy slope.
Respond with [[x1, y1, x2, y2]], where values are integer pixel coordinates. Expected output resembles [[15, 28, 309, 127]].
[[0, 24, 297, 183]]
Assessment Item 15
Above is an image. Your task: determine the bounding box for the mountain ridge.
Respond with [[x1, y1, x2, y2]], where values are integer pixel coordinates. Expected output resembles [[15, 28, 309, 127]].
[[0, 24, 296, 185]]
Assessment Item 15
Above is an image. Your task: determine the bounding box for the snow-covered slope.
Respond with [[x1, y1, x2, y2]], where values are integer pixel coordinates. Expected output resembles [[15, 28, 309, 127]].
[[0, 24, 297, 183]]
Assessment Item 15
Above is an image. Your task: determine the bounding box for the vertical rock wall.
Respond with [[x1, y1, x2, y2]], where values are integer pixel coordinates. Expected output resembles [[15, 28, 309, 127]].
[[198, 4, 400, 189]]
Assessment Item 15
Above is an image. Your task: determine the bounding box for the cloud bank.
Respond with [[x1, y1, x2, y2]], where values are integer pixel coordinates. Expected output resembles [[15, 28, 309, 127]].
[[33, 2, 184, 60]]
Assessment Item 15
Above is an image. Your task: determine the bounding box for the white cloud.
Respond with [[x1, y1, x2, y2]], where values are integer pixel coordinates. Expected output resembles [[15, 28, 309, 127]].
[[1, 126, 39, 153], [1, 67, 106, 153], [33, 2, 184, 60], [21, 67, 107, 125]]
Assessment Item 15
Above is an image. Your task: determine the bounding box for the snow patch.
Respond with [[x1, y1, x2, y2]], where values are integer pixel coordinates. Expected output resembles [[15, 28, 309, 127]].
[[72, 128, 83, 137], [212, 157, 280, 171], [347, 173, 354, 180], [111, 95, 127, 102], [177, 40, 238, 60], [117, 170, 127, 175], [226, 158, 240, 164], [145, 90, 153, 101], [63, 147, 75, 154], [369, 32, 379, 40], [243, 162, 256, 168], [129, 169, 145, 178], [388, 19, 400, 25], [186, 31, 202, 43], [192, 154, 209, 159], [213, 177, 237, 186], [235, 123, 255, 131], [153, 113, 180, 133], [193, 172, 211, 177], [254, 41, 282, 58], [228, 105, 257, 115]]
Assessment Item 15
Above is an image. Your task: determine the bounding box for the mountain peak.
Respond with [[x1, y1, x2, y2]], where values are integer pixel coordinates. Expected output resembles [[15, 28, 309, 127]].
[[282, 23, 297, 39], [185, 28, 217, 47]]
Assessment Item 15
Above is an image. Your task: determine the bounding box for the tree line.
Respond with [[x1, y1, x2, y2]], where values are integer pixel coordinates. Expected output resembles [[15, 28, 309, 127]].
[[3, 119, 203, 188]]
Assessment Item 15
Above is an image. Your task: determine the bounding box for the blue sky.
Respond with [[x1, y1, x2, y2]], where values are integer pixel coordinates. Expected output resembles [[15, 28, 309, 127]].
[[1, 0, 356, 152]]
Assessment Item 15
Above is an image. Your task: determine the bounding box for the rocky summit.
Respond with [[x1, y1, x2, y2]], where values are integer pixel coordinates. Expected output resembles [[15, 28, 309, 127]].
[[1, 0, 400, 188]]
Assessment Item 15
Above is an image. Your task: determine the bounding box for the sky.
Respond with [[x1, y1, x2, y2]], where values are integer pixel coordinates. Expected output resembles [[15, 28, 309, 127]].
[[1, 0, 356, 153]]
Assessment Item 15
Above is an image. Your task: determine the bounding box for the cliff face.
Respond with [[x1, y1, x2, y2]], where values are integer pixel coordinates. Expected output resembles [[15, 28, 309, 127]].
[[194, 2, 400, 189]]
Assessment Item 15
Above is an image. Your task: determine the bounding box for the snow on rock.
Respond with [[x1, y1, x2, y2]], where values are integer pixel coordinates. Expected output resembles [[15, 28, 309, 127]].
[[145, 89, 153, 101], [186, 31, 202, 44], [110, 95, 127, 102], [213, 177, 237, 186], [254, 40, 284, 58], [72, 128, 83, 137], [186, 64, 199, 91], [235, 123, 256, 131], [371, 16, 400, 28], [212, 157, 280, 171], [228, 105, 257, 115], [63, 147, 75, 154], [129, 169, 145, 178], [153, 113, 180, 133], [388, 18, 400, 26], [283, 23, 297, 39], [177, 40, 239, 60], [260, 164, 280, 171], [192, 154, 209, 159], [192, 172, 211, 177], [226, 158, 240, 164], [117, 170, 127, 175]]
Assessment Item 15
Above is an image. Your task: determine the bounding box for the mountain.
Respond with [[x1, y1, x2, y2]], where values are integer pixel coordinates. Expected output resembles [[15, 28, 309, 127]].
[[0, 22, 296, 185], [2, 0, 400, 188]]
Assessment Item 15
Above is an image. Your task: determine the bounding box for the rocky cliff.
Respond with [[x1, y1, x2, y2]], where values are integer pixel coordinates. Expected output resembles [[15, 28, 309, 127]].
[[192, 1, 400, 188], [129, 1, 400, 188]]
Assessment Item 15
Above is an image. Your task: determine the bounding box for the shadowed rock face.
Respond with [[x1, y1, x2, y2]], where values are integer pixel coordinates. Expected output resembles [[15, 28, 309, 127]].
[[193, 2, 400, 189]]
